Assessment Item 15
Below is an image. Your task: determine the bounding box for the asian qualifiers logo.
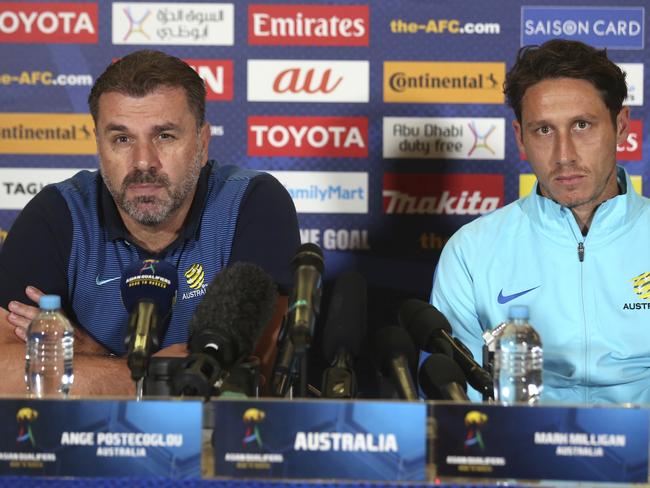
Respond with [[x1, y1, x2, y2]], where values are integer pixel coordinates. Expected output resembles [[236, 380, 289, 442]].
[[16, 408, 38, 447], [242, 408, 266, 449], [464, 410, 487, 453]]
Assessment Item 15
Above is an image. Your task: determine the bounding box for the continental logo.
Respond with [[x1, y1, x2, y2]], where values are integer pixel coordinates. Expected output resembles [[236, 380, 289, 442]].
[[383, 62, 505, 104], [0, 113, 95, 154], [390, 18, 500, 35], [518, 174, 643, 198], [184, 263, 205, 290]]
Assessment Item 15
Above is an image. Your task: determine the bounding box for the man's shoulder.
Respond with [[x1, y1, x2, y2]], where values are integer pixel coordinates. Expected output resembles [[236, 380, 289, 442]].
[[452, 197, 526, 242]]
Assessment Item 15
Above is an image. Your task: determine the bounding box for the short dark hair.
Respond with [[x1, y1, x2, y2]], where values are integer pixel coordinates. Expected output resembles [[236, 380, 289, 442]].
[[88, 50, 206, 128], [504, 39, 627, 124]]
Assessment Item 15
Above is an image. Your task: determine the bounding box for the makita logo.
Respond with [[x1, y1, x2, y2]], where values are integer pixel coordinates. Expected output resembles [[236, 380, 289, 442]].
[[248, 116, 367, 157], [248, 4, 369, 46], [0, 2, 98, 43], [248, 60, 369, 103], [616, 119, 642, 161], [383, 173, 503, 215], [185, 59, 233, 101]]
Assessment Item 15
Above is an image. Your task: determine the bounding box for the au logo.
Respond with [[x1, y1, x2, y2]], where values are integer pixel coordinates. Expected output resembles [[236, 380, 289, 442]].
[[16, 407, 38, 447], [464, 410, 487, 453], [185, 263, 205, 289], [242, 408, 265, 448], [632, 272, 650, 299]]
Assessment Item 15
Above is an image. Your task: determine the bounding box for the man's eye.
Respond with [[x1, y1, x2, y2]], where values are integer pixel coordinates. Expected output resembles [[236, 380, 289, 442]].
[[114, 135, 129, 144], [575, 121, 590, 130], [536, 126, 551, 135], [159, 133, 174, 140]]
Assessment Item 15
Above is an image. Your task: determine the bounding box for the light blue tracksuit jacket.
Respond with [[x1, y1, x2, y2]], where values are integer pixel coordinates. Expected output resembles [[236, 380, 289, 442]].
[[431, 166, 650, 404]]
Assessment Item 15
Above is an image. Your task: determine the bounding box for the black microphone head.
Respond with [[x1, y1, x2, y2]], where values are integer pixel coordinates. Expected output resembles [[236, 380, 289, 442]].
[[322, 271, 367, 362], [188, 261, 278, 367], [418, 353, 468, 400], [399, 299, 452, 353], [371, 326, 417, 378], [291, 243, 324, 274], [120, 259, 178, 316]]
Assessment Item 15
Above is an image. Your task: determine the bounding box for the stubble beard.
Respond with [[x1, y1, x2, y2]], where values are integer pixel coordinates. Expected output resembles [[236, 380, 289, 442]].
[[101, 149, 203, 227]]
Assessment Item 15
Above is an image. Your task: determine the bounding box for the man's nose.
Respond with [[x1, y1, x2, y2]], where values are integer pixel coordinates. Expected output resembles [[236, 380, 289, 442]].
[[555, 131, 577, 165], [132, 140, 161, 171]]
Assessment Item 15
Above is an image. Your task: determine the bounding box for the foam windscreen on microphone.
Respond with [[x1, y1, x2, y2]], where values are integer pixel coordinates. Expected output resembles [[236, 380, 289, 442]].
[[399, 299, 453, 353], [188, 261, 278, 366], [418, 353, 468, 400], [321, 271, 367, 362], [371, 325, 417, 377], [120, 258, 178, 315]]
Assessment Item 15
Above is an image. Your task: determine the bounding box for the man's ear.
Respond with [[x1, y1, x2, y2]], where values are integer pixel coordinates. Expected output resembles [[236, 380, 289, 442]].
[[512, 118, 526, 160], [615, 106, 630, 148], [199, 122, 210, 166]]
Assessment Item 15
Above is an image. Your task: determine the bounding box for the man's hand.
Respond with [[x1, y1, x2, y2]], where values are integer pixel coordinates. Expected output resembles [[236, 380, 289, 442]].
[[6, 286, 108, 355], [6, 285, 43, 341]]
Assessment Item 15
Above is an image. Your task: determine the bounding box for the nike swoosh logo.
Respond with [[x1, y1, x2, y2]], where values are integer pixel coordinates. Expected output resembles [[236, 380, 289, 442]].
[[497, 286, 540, 304], [96, 275, 120, 286]]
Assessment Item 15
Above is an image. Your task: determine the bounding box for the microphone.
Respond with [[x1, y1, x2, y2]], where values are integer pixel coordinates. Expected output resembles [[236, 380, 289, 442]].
[[320, 271, 367, 398], [121, 259, 178, 381], [270, 319, 295, 397], [372, 326, 418, 401], [172, 261, 278, 398], [286, 243, 324, 351], [418, 353, 470, 402], [270, 243, 324, 397], [399, 299, 494, 400]]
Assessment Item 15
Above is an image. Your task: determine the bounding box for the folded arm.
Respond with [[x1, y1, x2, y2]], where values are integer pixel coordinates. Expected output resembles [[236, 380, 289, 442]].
[[2, 286, 135, 397]]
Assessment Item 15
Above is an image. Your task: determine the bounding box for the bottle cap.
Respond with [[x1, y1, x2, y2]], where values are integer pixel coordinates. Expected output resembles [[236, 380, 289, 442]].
[[39, 295, 61, 310], [509, 304, 529, 320]]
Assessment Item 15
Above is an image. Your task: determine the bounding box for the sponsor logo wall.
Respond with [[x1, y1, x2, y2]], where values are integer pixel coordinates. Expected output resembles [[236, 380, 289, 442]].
[[0, 0, 647, 324]]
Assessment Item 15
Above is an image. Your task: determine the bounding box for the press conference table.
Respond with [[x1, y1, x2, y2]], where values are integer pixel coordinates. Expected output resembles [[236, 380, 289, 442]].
[[0, 478, 527, 488]]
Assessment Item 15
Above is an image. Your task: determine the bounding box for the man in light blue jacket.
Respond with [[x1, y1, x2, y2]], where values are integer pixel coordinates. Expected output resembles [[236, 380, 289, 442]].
[[430, 39, 650, 404]]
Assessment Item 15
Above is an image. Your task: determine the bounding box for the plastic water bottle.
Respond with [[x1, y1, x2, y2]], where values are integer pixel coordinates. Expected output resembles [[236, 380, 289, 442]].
[[25, 295, 74, 398], [493, 305, 543, 405]]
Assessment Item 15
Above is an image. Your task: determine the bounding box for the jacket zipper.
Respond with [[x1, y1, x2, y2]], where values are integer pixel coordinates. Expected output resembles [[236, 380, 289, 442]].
[[577, 242, 584, 262]]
